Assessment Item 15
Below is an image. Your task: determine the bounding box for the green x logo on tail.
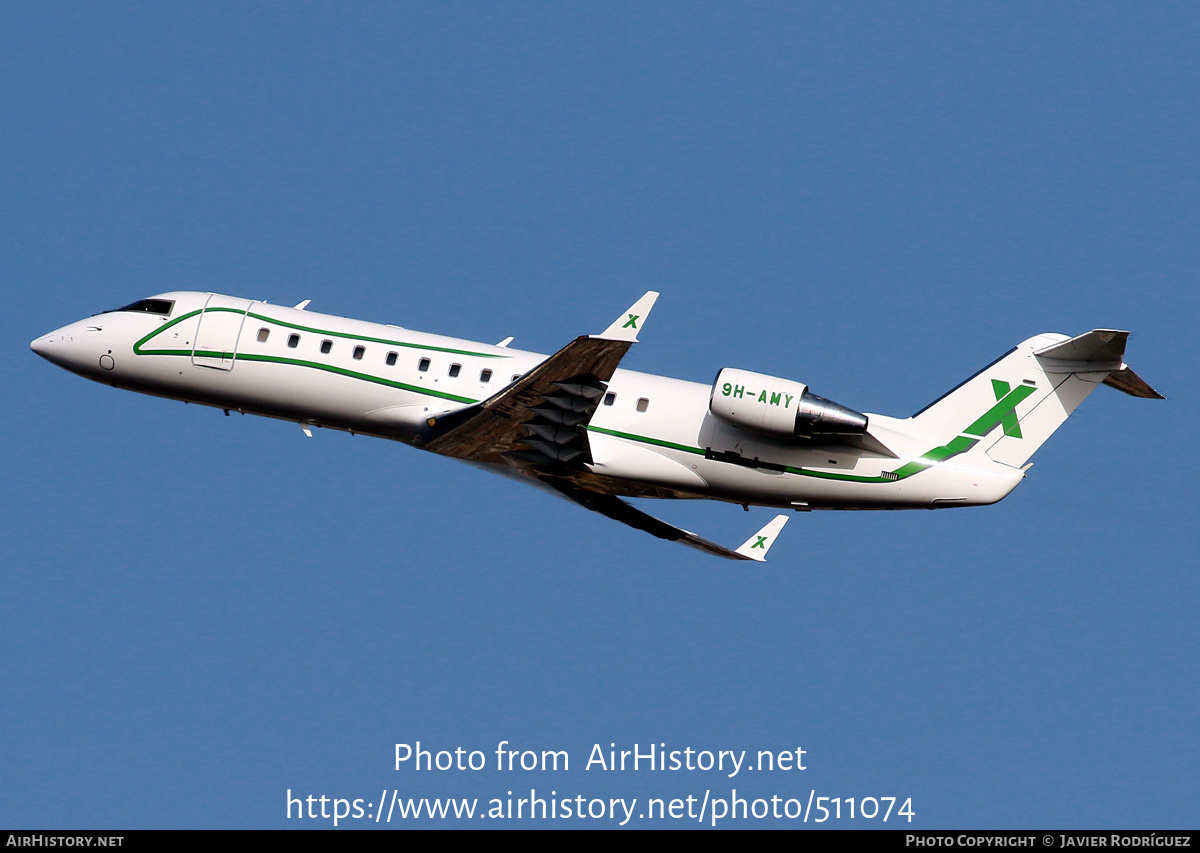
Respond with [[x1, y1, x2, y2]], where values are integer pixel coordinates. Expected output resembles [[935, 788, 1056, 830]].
[[990, 380, 1024, 438], [960, 381, 1034, 439], [622, 314, 639, 329]]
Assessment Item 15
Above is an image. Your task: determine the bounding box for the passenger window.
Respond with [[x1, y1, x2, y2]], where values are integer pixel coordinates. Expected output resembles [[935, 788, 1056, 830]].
[[386, 352, 398, 366], [320, 340, 333, 354], [511, 374, 521, 382], [288, 334, 300, 348], [448, 363, 461, 378], [604, 393, 616, 406], [418, 358, 431, 372], [636, 397, 649, 412], [353, 346, 365, 360], [257, 328, 269, 343], [480, 369, 492, 383]]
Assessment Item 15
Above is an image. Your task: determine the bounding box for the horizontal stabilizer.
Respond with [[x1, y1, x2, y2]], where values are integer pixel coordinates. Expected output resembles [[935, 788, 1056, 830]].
[[1102, 367, 1164, 399], [1034, 329, 1163, 399], [1034, 328, 1128, 368]]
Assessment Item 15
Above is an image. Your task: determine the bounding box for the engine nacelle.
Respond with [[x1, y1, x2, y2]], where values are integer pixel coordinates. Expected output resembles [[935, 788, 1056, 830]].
[[709, 368, 868, 439]]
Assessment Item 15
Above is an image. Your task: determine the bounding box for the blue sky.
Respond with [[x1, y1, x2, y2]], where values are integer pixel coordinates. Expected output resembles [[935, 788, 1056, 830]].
[[4, 4, 1197, 828]]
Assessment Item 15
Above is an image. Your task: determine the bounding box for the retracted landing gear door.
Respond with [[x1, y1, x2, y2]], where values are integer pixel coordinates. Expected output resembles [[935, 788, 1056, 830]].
[[191, 294, 252, 370]]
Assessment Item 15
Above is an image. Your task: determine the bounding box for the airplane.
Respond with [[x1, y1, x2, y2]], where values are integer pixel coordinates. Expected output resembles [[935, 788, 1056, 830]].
[[30, 291, 1162, 561]]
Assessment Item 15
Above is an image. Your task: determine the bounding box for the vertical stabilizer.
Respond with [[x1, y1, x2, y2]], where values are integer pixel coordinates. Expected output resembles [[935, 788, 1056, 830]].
[[908, 330, 1159, 469]]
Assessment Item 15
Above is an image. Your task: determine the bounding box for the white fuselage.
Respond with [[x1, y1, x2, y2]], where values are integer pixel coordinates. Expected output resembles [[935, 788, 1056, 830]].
[[31, 291, 1025, 511]]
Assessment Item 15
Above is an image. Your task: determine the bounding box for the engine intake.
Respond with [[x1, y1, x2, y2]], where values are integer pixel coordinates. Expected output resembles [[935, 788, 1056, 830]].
[[709, 368, 867, 439]]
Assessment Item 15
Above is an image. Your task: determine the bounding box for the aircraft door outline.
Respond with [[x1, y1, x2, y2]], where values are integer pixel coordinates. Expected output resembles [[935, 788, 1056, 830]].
[[191, 294, 252, 370]]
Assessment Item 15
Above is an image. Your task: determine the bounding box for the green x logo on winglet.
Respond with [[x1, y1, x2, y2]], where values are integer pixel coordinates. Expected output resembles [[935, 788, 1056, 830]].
[[622, 314, 639, 329], [751, 535, 768, 549]]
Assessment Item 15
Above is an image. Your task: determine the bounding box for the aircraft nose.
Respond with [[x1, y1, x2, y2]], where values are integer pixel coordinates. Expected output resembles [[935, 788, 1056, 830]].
[[31, 332, 56, 359], [31, 323, 95, 372]]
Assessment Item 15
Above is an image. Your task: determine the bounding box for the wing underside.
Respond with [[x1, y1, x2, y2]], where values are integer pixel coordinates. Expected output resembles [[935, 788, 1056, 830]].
[[420, 334, 630, 464], [421, 291, 660, 466], [543, 477, 787, 561], [416, 292, 790, 561]]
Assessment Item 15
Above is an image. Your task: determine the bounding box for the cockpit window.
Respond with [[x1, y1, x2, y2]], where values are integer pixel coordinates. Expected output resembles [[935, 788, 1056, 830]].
[[105, 299, 175, 316]]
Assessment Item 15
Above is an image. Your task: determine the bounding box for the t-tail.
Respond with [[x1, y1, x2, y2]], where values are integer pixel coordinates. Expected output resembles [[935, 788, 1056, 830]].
[[907, 330, 1162, 469]]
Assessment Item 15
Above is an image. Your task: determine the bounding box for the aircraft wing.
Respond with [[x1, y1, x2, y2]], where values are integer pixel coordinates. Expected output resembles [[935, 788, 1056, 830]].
[[545, 478, 789, 562], [419, 292, 659, 464], [420, 291, 790, 561]]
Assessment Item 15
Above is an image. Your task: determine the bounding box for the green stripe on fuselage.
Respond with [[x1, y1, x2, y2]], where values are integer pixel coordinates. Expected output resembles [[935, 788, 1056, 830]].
[[134, 307, 509, 359], [588, 381, 1032, 485], [132, 308, 492, 404]]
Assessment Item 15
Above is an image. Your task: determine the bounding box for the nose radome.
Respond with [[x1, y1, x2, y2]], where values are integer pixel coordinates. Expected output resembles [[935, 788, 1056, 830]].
[[31, 326, 82, 369]]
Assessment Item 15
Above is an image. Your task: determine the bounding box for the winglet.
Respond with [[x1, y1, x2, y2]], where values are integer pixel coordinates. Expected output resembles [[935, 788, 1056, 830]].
[[596, 291, 659, 342], [735, 514, 789, 562]]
